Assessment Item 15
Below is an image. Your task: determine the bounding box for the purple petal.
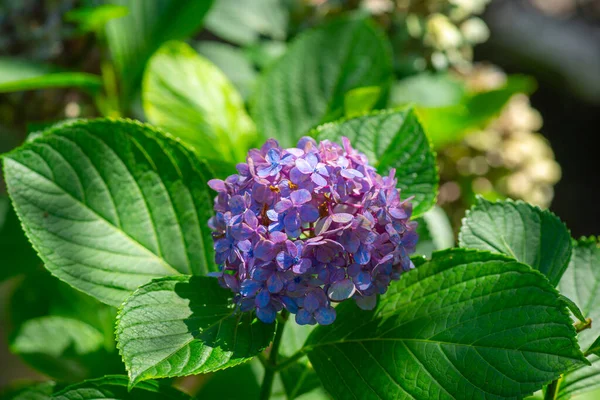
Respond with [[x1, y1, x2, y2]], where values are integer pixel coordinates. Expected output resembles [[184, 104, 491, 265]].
[[355, 271, 372, 291], [295, 158, 313, 174], [266, 148, 280, 164], [270, 231, 287, 243], [285, 240, 297, 256], [355, 294, 377, 310], [229, 195, 246, 215], [255, 289, 271, 308], [354, 245, 371, 265], [266, 209, 279, 222], [276, 251, 293, 270], [315, 164, 329, 176], [311, 173, 328, 187], [223, 274, 239, 291], [292, 258, 312, 274], [244, 210, 258, 228], [252, 267, 272, 281], [286, 148, 304, 157], [331, 213, 354, 223], [267, 274, 284, 293], [255, 240, 276, 261], [291, 189, 311, 205], [295, 309, 315, 325], [208, 179, 226, 192], [389, 207, 408, 219], [284, 213, 301, 235], [306, 153, 318, 168], [299, 204, 319, 223], [314, 307, 336, 325], [214, 238, 231, 253], [256, 305, 276, 323], [237, 239, 252, 252], [274, 199, 293, 213], [327, 279, 356, 301], [304, 292, 320, 312], [240, 280, 261, 297]]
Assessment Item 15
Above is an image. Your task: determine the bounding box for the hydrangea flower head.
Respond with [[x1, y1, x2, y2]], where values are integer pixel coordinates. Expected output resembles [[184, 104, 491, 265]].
[[208, 137, 418, 325]]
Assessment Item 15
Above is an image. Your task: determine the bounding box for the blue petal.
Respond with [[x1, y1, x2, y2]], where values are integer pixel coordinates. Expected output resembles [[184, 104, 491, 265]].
[[255, 289, 271, 308], [240, 280, 261, 297], [314, 307, 336, 325], [256, 306, 276, 323]]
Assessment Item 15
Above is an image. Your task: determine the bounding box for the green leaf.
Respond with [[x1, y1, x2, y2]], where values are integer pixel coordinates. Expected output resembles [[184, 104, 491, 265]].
[[205, 0, 288, 45], [2, 119, 217, 306], [344, 86, 382, 118], [304, 249, 587, 399], [414, 75, 536, 148], [116, 275, 276, 386], [587, 336, 600, 357], [415, 206, 455, 257], [143, 41, 256, 162], [316, 107, 438, 217], [8, 269, 123, 381], [196, 41, 258, 100], [53, 375, 191, 400], [0, 195, 40, 281], [558, 238, 600, 399], [459, 197, 572, 286], [10, 316, 109, 378], [560, 237, 600, 349], [558, 356, 600, 400], [0, 381, 55, 400], [65, 5, 129, 34], [252, 16, 393, 147], [0, 58, 102, 94], [104, 0, 214, 104], [559, 295, 587, 324], [390, 73, 465, 108], [194, 360, 262, 399]]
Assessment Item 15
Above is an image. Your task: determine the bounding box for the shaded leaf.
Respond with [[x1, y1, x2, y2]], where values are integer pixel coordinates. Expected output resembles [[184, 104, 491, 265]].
[[252, 16, 393, 147], [558, 356, 600, 400], [2, 119, 217, 306], [0, 195, 40, 282], [0, 381, 55, 400], [316, 107, 438, 217], [459, 197, 572, 286], [116, 276, 276, 386], [344, 86, 382, 118], [0, 58, 102, 94], [205, 0, 288, 45], [53, 375, 191, 400], [305, 249, 587, 399], [196, 41, 258, 100], [143, 41, 256, 162], [390, 73, 465, 108], [104, 0, 214, 104]]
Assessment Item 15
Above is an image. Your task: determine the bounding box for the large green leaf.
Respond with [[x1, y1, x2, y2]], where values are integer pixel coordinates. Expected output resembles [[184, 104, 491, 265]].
[[0, 381, 55, 400], [560, 237, 600, 349], [2, 119, 216, 306], [53, 375, 191, 400], [104, 0, 214, 104], [0, 58, 102, 94], [558, 237, 600, 399], [143, 41, 256, 162], [196, 41, 258, 100], [9, 316, 111, 381], [316, 107, 438, 217], [459, 197, 572, 286], [252, 16, 393, 147], [0, 195, 40, 281], [8, 269, 123, 381], [558, 356, 600, 400], [304, 249, 587, 399], [205, 0, 288, 45], [116, 275, 276, 386]]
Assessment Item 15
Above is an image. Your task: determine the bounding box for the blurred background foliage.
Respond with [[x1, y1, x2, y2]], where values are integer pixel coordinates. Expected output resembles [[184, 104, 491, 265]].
[[0, 0, 599, 398]]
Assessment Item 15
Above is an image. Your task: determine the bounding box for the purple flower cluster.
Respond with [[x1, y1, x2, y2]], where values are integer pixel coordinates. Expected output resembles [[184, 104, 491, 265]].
[[208, 137, 418, 325]]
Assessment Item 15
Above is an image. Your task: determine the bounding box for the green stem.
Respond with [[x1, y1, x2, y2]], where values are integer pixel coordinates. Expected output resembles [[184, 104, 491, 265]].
[[259, 311, 288, 400], [275, 349, 308, 371], [544, 376, 562, 400]]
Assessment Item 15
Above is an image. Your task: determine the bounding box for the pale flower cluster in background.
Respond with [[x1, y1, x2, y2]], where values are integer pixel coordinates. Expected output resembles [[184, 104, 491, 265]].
[[438, 64, 562, 223]]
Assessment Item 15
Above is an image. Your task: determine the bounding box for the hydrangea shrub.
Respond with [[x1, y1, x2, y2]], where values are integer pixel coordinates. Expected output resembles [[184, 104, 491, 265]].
[[0, 9, 598, 400]]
